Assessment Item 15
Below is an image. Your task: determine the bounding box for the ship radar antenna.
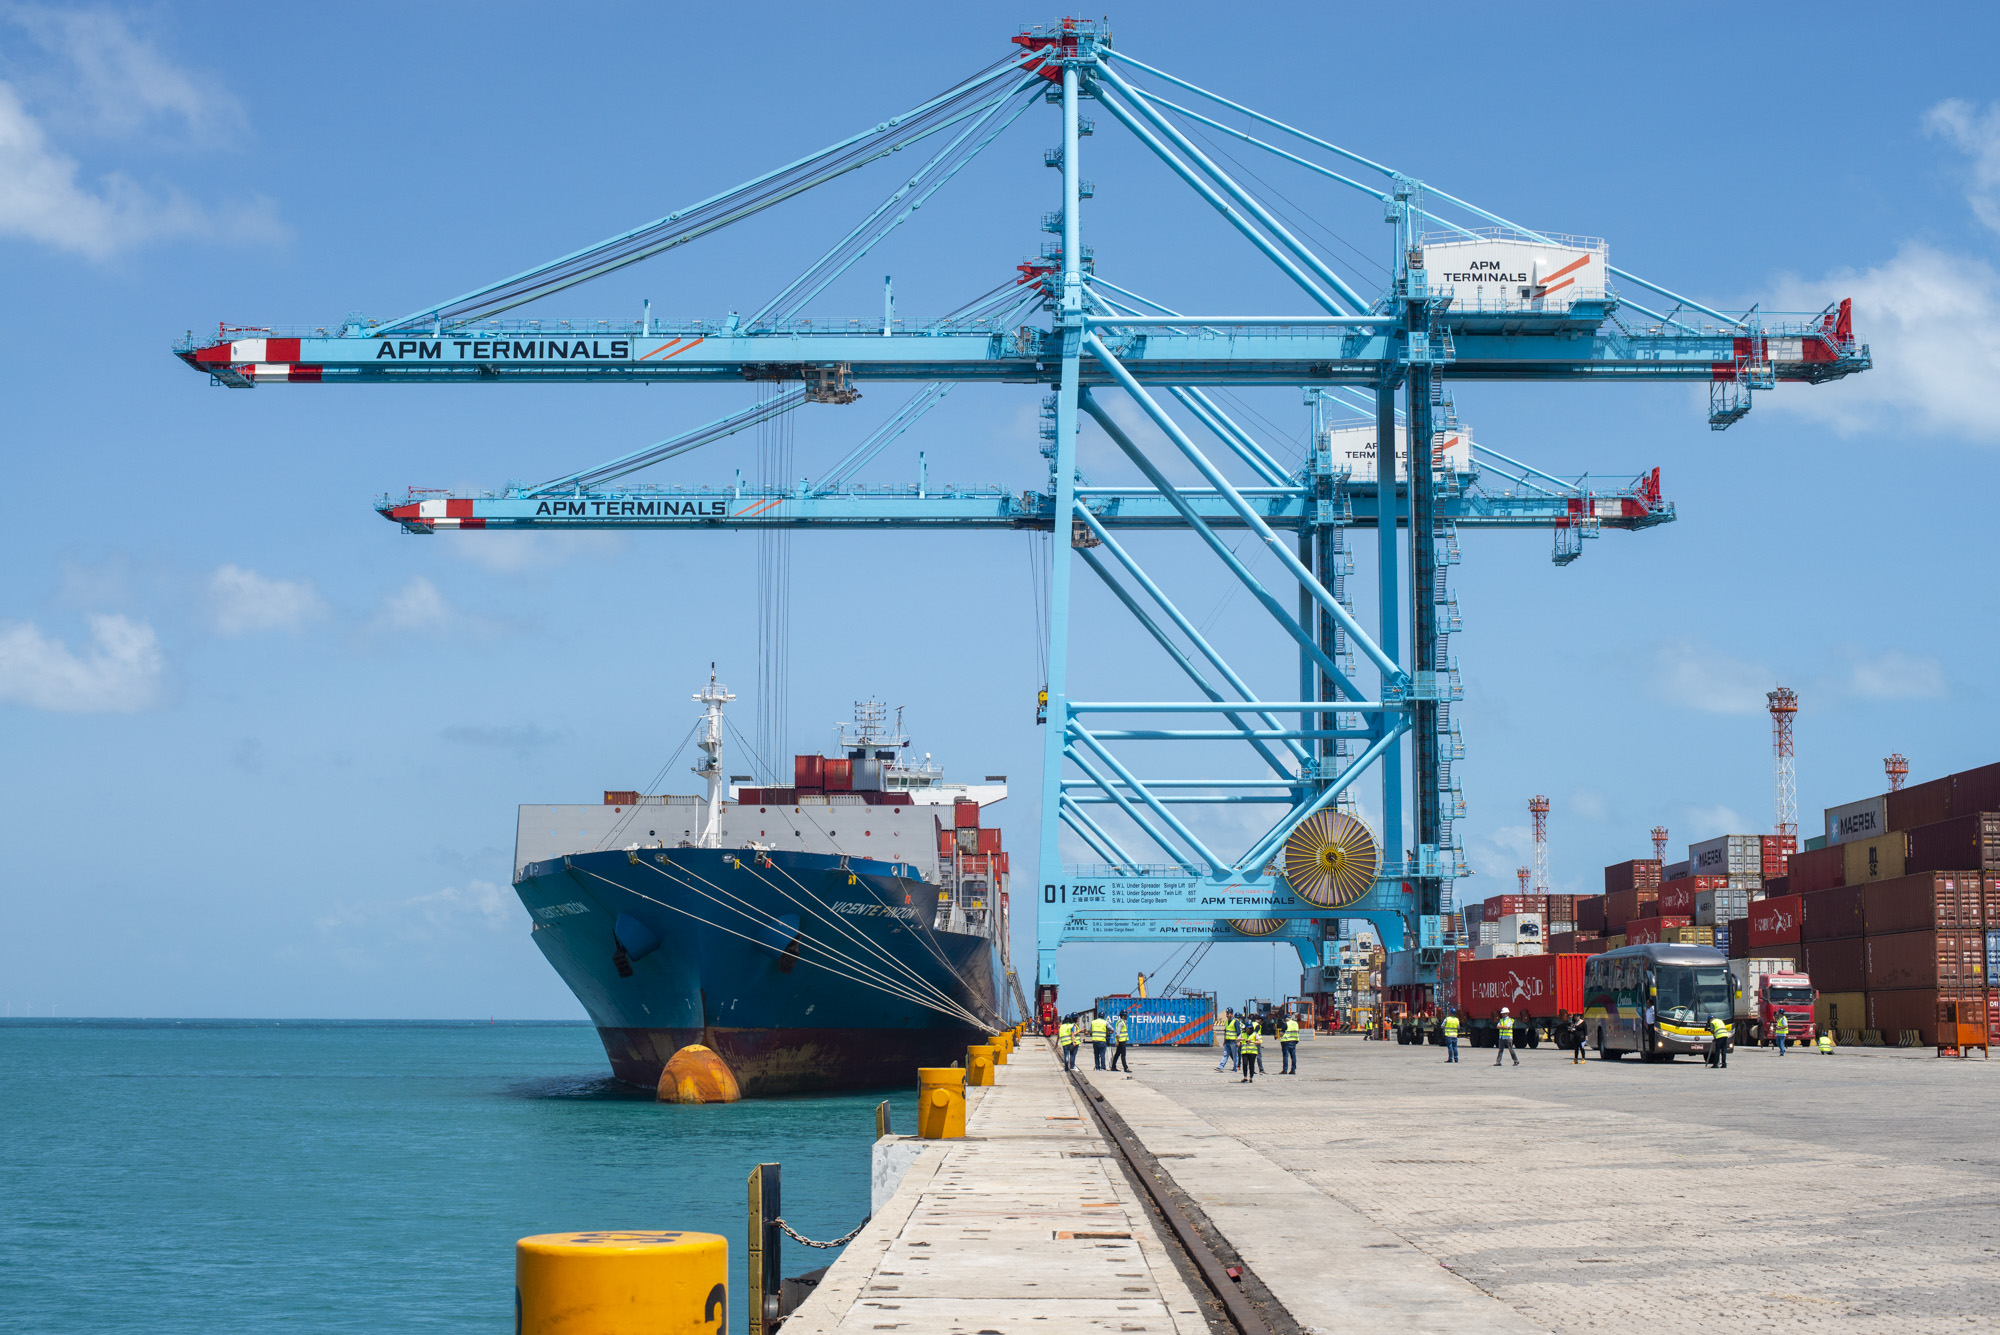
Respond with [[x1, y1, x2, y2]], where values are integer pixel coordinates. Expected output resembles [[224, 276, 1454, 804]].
[[692, 668, 736, 848]]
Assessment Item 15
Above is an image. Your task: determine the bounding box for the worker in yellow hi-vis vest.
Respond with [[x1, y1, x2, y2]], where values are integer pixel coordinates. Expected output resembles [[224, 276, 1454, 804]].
[[1280, 1013, 1302, 1074], [1089, 1013, 1109, 1070], [1493, 1008, 1520, 1067], [1059, 1016, 1079, 1070], [1237, 1023, 1261, 1084], [1109, 1013, 1131, 1073]]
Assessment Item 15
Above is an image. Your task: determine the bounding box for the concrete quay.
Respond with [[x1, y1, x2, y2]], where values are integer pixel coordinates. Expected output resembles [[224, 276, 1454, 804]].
[[1086, 1036, 2000, 1335]]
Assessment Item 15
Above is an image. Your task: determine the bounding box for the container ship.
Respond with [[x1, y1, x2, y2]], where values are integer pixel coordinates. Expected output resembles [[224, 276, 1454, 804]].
[[512, 674, 1009, 1096]]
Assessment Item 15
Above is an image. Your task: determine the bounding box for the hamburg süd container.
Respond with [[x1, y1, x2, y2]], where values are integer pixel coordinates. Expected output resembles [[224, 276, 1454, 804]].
[[1623, 916, 1691, 945], [1746, 894, 1804, 949], [1455, 952, 1587, 1022], [1904, 812, 2000, 876], [1658, 875, 1728, 917]]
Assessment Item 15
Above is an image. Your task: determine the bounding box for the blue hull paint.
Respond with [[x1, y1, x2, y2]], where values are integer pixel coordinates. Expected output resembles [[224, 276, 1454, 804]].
[[515, 847, 999, 1096]]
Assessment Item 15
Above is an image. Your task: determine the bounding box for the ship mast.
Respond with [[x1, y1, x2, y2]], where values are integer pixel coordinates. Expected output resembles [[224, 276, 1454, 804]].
[[692, 666, 735, 848]]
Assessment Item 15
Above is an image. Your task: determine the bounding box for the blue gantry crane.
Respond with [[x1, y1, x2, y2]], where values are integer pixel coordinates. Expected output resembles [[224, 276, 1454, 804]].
[[175, 18, 1866, 1025]]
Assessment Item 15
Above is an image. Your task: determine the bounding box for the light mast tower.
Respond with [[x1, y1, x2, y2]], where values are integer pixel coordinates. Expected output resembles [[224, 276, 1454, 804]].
[[1767, 688, 1798, 843], [1516, 867, 1531, 896], [1885, 754, 1909, 793], [1651, 826, 1669, 863], [1529, 796, 1551, 895]]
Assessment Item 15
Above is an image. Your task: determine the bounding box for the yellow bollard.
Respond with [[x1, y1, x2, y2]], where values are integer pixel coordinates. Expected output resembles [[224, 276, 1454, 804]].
[[967, 1044, 996, 1086], [916, 1067, 967, 1138], [657, 1045, 742, 1104], [991, 1033, 1010, 1065], [516, 1230, 727, 1334]]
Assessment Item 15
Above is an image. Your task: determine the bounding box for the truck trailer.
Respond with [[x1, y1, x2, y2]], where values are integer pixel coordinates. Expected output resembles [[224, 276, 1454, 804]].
[[1729, 959, 1816, 1046], [1454, 953, 1588, 1048]]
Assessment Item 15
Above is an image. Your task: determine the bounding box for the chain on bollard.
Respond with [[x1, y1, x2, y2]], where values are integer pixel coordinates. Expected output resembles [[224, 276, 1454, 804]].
[[774, 1217, 868, 1249]]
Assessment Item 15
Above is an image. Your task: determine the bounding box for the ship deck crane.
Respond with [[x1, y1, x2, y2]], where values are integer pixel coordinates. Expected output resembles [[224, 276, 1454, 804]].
[[172, 18, 1867, 1019]]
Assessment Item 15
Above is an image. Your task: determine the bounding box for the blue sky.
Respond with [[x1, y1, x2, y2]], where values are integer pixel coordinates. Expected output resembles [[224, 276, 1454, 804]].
[[4, 3, 1998, 1019]]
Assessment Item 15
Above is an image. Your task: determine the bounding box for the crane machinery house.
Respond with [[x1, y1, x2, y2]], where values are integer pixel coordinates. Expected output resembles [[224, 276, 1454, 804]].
[[1422, 231, 1609, 312], [1319, 421, 1474, 484]]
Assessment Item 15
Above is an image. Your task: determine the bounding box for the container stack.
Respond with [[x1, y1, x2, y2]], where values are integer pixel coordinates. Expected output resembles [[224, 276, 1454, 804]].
[[1786, 759, 2000, 1047]]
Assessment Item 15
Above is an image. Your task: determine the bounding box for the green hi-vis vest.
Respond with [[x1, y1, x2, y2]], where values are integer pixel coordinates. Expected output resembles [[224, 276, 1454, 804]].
[[1091, 1017, 1108, 1041], [1773, 1012, 1789, 1033], [1239, 1029, 1261, 1053], [1710, 1017, 1729, 1038], [1443, 1016, 1459, 1037], [1818, 1034, 1834, 1052], [1283, 1019, 1300, 1040], [1224, 1019, 1239, 1040], [1059, 1023, 1075, 1045], [1496, 1016, 1513, 1038], [1115, 1018, 1129, 1042]]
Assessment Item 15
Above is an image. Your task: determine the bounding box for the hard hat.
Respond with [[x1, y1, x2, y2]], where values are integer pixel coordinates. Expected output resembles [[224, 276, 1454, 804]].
[[1500, 1007, 1510, 1014]]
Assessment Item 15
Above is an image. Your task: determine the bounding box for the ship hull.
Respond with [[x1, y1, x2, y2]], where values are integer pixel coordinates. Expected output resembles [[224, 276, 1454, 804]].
[[515, 846, 998, 1096]]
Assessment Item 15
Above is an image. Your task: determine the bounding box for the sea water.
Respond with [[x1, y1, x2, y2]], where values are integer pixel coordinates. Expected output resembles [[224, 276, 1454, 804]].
[[0, 1020, 903, 1333]]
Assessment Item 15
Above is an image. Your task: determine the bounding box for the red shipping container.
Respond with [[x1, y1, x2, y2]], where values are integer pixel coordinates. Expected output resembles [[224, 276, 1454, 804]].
[[1623, 915, 1692, 945], [1802, 937, 1866, 992], [823, 758, 853, 792], [1764, 875, 1791, 898], [1602, 888, 1657, 932], [1864, 930, 1985, 990], [1951, 761, 2000, 818], [976, 827, 1002, 855], [1760, 834, 1796, 880], [1861, 872, 1986, 935], [953, 799, 981, 829], [1728, 926, 1752, 959], [1904, 813, 2000, 875], [1604, 859, 1663, 896], [1867, 989, 1947, 1046], [1802, 885, 1865, 941], [603, 790, 639, 806], [1888, 776, 1953, 831], [794, 755, 825, 791], [1456, 953, 1587, 1020], [1576, 896, 1606, 934], [1657, 876, 1728, 917], [1787, 844, 1845, 895], [1746, 894, 1804, 948]]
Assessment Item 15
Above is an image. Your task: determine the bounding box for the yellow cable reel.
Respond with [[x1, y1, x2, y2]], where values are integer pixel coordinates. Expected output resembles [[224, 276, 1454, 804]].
[[1226, 917, 1286, 937], [1282, 810, 1380, 909]]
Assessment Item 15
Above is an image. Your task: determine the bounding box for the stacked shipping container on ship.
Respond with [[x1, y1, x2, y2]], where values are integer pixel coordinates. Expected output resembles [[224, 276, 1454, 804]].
[[1788, 759, 2000, 1046]]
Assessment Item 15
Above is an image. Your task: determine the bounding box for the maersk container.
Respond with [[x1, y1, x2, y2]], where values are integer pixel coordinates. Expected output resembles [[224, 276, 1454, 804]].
[[1690, 835, 1762, 878], [1824, 795, 1888, 847], [1094, 996, 1216, 1046]]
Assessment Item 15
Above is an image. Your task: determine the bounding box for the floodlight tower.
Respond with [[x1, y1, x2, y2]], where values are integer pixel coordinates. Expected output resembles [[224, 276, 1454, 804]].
[[1885, 754, 1909, 793], [1768, 688, 1798, 842], [1650, 826, 1669, 862], [1516, 867, 1531, 896], [1529, 796, 1551, 895]]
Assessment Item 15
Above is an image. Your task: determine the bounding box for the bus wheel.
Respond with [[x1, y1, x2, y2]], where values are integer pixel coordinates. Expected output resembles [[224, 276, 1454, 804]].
[[1596, 1030, 1624, 1060]]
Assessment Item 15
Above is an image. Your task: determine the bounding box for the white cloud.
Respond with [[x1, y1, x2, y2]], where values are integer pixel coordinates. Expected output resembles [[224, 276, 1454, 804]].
[[1679, 804, 1751, 844], [376, 575, 452, 630], [1651, 642, 1771, 715], [407, 880, 515, 932], [10, 7, 243, 143], [0, 613, 163, 712], [207, 564, 326, 635], [0, 10, 283, 259], [1763, 100, 2000, 443], [1843, 648, 1947, 701], [1925, 99, 2000, 236]]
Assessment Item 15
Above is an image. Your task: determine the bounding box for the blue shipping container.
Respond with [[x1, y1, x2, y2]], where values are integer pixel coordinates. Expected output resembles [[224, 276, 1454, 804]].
[[1094, 995, 1215, 1045]]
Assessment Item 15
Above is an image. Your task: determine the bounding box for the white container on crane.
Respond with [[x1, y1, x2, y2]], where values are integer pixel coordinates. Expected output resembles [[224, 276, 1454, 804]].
[[1318, 421, 1473, 484], [1421, 230, 1608, 312]]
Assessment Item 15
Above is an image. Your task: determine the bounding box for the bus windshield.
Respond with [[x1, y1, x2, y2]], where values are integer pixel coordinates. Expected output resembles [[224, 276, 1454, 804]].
[[1655, 963, 1733, 1024]]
